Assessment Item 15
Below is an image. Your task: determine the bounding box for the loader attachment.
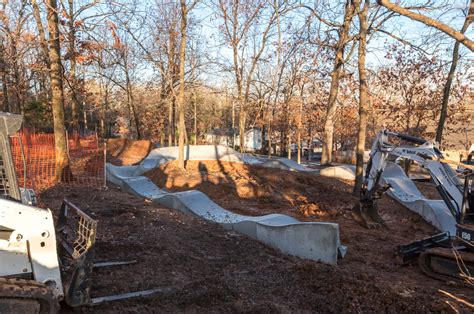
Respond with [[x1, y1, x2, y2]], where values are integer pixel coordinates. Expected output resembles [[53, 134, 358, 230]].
[[56, 199, 165, 307], [56, 199, 97, 307]]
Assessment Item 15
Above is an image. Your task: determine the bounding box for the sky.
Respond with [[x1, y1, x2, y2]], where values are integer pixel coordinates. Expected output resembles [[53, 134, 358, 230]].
[[186, 0, 474, 86]]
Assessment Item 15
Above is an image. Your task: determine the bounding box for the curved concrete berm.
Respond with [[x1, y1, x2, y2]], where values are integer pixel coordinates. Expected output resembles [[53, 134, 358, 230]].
[[320, 165, 357, 180], [106, 145, 345, 265], [381, 162, 456, 234]]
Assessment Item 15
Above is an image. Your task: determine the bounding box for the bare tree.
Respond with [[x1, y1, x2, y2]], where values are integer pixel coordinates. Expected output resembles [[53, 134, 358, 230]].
[[436, 2, 473, 145], [46, 0, 71, 181], [353, 0, 370, 195], [217, 0, 281, 153], [320, 1, 355, 165], [177, 0, 194, 169], [0, 39, 9, 112]]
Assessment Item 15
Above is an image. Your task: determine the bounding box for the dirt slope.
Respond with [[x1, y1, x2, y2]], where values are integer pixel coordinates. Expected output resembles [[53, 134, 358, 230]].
[[106, 138, 152, 166], [146, 160, 356, 217]]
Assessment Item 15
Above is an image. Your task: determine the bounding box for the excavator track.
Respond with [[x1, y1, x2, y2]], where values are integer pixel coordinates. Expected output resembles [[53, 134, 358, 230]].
[[419, 247, 474, 287], [0, 278, 59, 314]]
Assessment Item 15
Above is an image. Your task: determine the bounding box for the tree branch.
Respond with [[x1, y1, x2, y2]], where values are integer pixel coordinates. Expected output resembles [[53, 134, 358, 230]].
[[377, 0, 474, 51]]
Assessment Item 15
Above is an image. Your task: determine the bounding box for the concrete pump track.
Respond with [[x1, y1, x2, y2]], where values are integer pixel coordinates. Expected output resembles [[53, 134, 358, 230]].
[[106, 145, 346, 265], [107, 145, 457, 266]]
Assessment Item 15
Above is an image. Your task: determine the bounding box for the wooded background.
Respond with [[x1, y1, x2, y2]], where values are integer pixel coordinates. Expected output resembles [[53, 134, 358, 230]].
[[0, 0, 472, 189]]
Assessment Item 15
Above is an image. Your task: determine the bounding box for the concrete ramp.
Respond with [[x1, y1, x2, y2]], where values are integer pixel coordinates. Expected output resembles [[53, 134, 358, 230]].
[[320, 165, 357, 180], [260, 159, 314, 172], [138, 145, 314, 172], [106, 145, 345, 265], [128, 185, 344, 265], [381, 162, 456, 234]]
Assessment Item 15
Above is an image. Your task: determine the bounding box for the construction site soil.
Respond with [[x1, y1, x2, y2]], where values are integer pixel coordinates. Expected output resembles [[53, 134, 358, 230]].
[[40, 160, 473, 313], [106, 138, 152, 166]]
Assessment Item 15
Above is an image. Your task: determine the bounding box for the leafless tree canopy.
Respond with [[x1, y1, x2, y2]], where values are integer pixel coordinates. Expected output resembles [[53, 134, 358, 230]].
[[0, 0, 472, 174]]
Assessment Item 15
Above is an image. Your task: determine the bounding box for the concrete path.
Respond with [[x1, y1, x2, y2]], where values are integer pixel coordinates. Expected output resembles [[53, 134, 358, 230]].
[[106, 145, 345, 265]]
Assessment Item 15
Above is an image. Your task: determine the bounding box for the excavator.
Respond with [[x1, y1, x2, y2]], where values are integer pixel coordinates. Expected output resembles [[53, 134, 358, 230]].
[[354, 129, 474, 283], [0, 112, 160, 313]]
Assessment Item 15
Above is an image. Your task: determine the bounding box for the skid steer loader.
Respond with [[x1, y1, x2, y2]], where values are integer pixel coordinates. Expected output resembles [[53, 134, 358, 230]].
[[0, 112, 161, 313], [354, 130, 474, 283]]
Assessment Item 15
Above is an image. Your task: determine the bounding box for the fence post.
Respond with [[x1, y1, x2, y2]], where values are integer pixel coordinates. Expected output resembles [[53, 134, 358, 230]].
[[103, 142, 107, 188]]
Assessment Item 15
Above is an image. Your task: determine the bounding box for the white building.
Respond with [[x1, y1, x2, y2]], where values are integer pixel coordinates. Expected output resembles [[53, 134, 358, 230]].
[[205, 128, 262, 152]]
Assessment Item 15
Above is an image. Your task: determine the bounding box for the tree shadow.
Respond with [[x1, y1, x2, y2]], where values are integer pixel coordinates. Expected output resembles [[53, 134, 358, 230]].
[[143, 149, 357, 222]]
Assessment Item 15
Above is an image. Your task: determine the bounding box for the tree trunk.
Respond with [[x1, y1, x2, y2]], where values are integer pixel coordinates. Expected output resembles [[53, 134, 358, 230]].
[[239, 109, 245, 152], [123, 55, 140, 139], [173, 98, 177, 146], [10, 42, 23, 115], [68, 0, 81, 145], [168, 97, 173, 146], [32, 0, 52, 111], [32, 0, 50, 68], [435, 6, 473, 145], [353, 0, 370, 195], [280, 130, 284, 156], [46, 0, 71, 182], [1, 72, 8, 112], [0, 43, 9, 112], [297, 94, 303, 165], [193, 92, 197, 145], [177, 0, 187, 169], [267, 124, 272, 159], [321, 0, 355, 165], [231, 100, 236, 148], [287, 130, 291, 160]]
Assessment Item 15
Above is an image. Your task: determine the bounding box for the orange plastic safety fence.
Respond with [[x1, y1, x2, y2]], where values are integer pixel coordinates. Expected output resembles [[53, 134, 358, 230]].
[[9, 132, 105, 194]]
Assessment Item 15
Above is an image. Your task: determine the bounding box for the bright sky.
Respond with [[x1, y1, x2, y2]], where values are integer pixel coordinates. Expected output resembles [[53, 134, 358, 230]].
[[188, 0, 473, 86]]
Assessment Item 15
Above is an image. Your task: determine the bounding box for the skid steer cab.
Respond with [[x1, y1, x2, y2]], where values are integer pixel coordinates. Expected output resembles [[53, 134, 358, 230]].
[[0, 112, 162, 313]]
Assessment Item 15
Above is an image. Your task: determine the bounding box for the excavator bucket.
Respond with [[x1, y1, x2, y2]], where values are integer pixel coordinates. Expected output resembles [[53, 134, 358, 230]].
[[353, 201, 385, 229]]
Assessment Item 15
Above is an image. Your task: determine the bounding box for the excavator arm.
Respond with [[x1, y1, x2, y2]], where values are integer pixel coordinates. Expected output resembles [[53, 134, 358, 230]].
[[355, 130, 474, 283], [355, 129, 466, 228]]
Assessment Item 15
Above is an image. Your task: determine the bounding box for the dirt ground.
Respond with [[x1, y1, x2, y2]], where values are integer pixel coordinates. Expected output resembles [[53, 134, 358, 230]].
[[40, 160, 473, 313], [146, 160, 356, 218], [106, 138, 152, 166]]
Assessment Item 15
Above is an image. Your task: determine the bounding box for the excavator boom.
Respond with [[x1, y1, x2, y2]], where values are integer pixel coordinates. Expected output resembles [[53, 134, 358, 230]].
[[355, 129, 474, 284]]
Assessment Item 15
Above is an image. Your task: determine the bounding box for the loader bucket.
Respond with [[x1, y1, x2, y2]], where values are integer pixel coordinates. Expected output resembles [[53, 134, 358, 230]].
[[352, 201, 385, 229], [56, 199, 97, 307]]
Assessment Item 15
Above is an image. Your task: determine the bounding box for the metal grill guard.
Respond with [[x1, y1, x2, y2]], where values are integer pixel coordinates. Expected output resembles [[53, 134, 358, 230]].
[[57, 199, 97, 307]]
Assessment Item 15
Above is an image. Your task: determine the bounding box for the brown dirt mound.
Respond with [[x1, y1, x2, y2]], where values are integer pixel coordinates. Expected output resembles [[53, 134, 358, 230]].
[[145, 160, 356, 218], [106, 138, 152, 166]]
